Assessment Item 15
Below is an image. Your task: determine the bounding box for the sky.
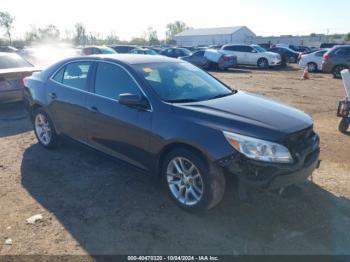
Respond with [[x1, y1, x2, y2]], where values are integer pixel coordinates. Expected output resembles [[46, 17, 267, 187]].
[[1, 0, 350, 41]]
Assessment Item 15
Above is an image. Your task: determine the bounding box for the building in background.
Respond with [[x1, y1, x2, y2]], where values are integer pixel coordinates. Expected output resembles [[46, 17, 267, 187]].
[[173, 26, 256, 46], [248, 34, 345, 47]]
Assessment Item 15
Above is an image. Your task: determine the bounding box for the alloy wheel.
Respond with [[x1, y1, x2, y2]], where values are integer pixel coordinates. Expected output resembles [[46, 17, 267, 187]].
[[35, 113, 52, 145], [258, 59, 268, 68], [166, 157, 204, 206], [307, 63, 317, 72]]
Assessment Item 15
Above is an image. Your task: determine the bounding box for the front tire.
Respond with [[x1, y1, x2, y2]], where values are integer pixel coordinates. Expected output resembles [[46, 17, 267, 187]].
[[257, 58, 269, 69], [33, 108, 59, 149], [162, 148, 226, 212]]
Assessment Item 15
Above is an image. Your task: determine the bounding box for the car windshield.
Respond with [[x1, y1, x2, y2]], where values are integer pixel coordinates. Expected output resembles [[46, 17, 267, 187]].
[[180, 48, 192, 56], [253, 46, 266, 53], [100, 47, 117, 54], [0, 53, 32, 69], [133, 62, 234, 103], [146, 49, 158, 55]]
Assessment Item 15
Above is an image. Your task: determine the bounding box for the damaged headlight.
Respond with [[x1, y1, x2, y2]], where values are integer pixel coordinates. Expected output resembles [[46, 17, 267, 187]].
[[223, 131, 293, 164]]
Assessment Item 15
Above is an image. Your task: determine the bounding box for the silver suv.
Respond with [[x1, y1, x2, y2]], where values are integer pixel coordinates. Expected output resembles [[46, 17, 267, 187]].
[[221, 44, 281, 68]]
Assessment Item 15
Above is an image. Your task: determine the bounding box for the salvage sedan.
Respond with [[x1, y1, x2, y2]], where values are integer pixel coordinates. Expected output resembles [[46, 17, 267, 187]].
[[0, 52, 39, 103], [23, 54, 320, 211], [180, 49, 237, 70]]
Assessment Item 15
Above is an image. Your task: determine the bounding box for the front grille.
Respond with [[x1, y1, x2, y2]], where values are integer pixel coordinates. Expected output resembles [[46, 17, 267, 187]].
[[282, 125, 317, 161]]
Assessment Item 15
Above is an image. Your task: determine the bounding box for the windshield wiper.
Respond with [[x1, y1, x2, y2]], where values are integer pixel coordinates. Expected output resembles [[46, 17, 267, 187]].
[[165, 98, 200, 103]]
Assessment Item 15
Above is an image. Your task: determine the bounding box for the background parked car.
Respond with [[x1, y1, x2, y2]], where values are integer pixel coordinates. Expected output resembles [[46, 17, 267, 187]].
[[160, 48, 192, 58], [0, 46, 18, 53], [130, 48, 158, 55], [275, 44, 311, 53], [180, 49, 237, 70], [82, 46, 117, 55], [299, 49, 329, 72], [0, 52, 39, 103], [320, 43, 344, 49], [110, 45, 137, 53], [268, 46, 300, 65], [321, 45, 350, 78], [298, 48, 321, 61], [221, 44, 281, 69]]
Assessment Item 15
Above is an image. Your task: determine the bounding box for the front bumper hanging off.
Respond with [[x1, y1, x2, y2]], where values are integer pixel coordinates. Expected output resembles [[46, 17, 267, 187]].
[[217, 133, 321, 196]]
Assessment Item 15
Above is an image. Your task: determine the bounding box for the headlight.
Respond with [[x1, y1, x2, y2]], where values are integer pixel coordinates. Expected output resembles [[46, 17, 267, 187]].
[[223, 131, 293, 163]]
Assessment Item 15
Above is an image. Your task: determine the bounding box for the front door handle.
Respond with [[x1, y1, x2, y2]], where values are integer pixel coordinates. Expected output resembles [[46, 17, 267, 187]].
[[49, 92, 57, 99], [89, 106, 99, 113]]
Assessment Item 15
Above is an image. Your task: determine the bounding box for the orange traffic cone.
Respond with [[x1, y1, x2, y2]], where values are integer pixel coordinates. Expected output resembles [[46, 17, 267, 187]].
[[302, 67, 309, 80]]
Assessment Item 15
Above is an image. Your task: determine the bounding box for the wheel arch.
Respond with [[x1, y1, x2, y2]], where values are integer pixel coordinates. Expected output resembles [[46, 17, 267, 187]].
[[307, 62, 318, 71], [156, 142, 210, 176], [257, 57, 269, 67], [30, 102, 44, 119]]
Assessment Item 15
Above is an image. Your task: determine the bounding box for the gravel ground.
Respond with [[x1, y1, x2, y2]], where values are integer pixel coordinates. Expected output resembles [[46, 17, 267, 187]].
[[1, 65, 350, 255]]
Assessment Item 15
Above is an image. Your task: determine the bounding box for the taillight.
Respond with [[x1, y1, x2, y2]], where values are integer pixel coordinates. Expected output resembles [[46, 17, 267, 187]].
[[22, 77, 27, 86], [223, 56, 230, 61], [323, 53, 330, 60]]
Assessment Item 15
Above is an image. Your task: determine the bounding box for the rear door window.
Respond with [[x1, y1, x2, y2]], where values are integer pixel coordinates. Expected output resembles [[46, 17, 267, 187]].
[[193, 51, 205, 57], [52, 62, 92, 91], [315, 50, 327, 57], [242, 46, 254, 53], [234, 46, 246, 52], [224, 45, 240, 51]]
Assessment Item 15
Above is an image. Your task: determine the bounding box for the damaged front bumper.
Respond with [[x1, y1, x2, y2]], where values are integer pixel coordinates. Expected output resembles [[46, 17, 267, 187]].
[[217, 133, 320, 191]]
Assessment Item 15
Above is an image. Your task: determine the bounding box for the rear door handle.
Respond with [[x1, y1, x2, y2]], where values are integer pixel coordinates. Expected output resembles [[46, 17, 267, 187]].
[[89, 106, 99, 113], [49, 92, 57, 99]]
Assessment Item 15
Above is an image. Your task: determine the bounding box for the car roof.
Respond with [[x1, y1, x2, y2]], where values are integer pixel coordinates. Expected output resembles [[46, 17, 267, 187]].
[[110, 45, 137, 47], [83, 46, 111, 49], [78, 54, 180, 65], [335, 45, 350, 48], [223, 44, 248, 46]]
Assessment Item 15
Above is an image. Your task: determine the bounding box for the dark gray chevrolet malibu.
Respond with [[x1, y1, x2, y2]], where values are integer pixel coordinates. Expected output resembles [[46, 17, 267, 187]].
[[23, 54, 320, 211]]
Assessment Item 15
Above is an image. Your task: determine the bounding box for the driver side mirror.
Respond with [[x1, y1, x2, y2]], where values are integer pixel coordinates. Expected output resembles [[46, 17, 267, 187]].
[[251, 49, 257, 53], [118, 93, 150, 110]]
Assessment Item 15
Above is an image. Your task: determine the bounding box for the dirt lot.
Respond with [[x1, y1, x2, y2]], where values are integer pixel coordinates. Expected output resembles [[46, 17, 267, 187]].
[[1, 65, 350, 255]]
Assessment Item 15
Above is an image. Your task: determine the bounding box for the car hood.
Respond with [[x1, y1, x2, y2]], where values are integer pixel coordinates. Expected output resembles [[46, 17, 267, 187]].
[[173, 91, 313, 141]]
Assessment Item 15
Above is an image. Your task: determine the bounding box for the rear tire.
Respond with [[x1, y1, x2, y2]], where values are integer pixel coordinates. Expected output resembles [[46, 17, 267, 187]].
[[307, 62, 318, 72], [161, 148, 226, 212], [333, 65, 348, 79], [257, 58, 269, 69], [339, 117, 349, 133], [33, 108, 59, 149]]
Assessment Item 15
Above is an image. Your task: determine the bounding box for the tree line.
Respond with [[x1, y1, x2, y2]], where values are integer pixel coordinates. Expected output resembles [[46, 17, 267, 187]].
[[0, 11, 189, 47]]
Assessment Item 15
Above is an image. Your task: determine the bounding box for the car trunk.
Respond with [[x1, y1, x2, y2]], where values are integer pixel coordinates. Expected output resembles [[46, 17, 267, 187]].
[[0, 67, 41, 103]]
